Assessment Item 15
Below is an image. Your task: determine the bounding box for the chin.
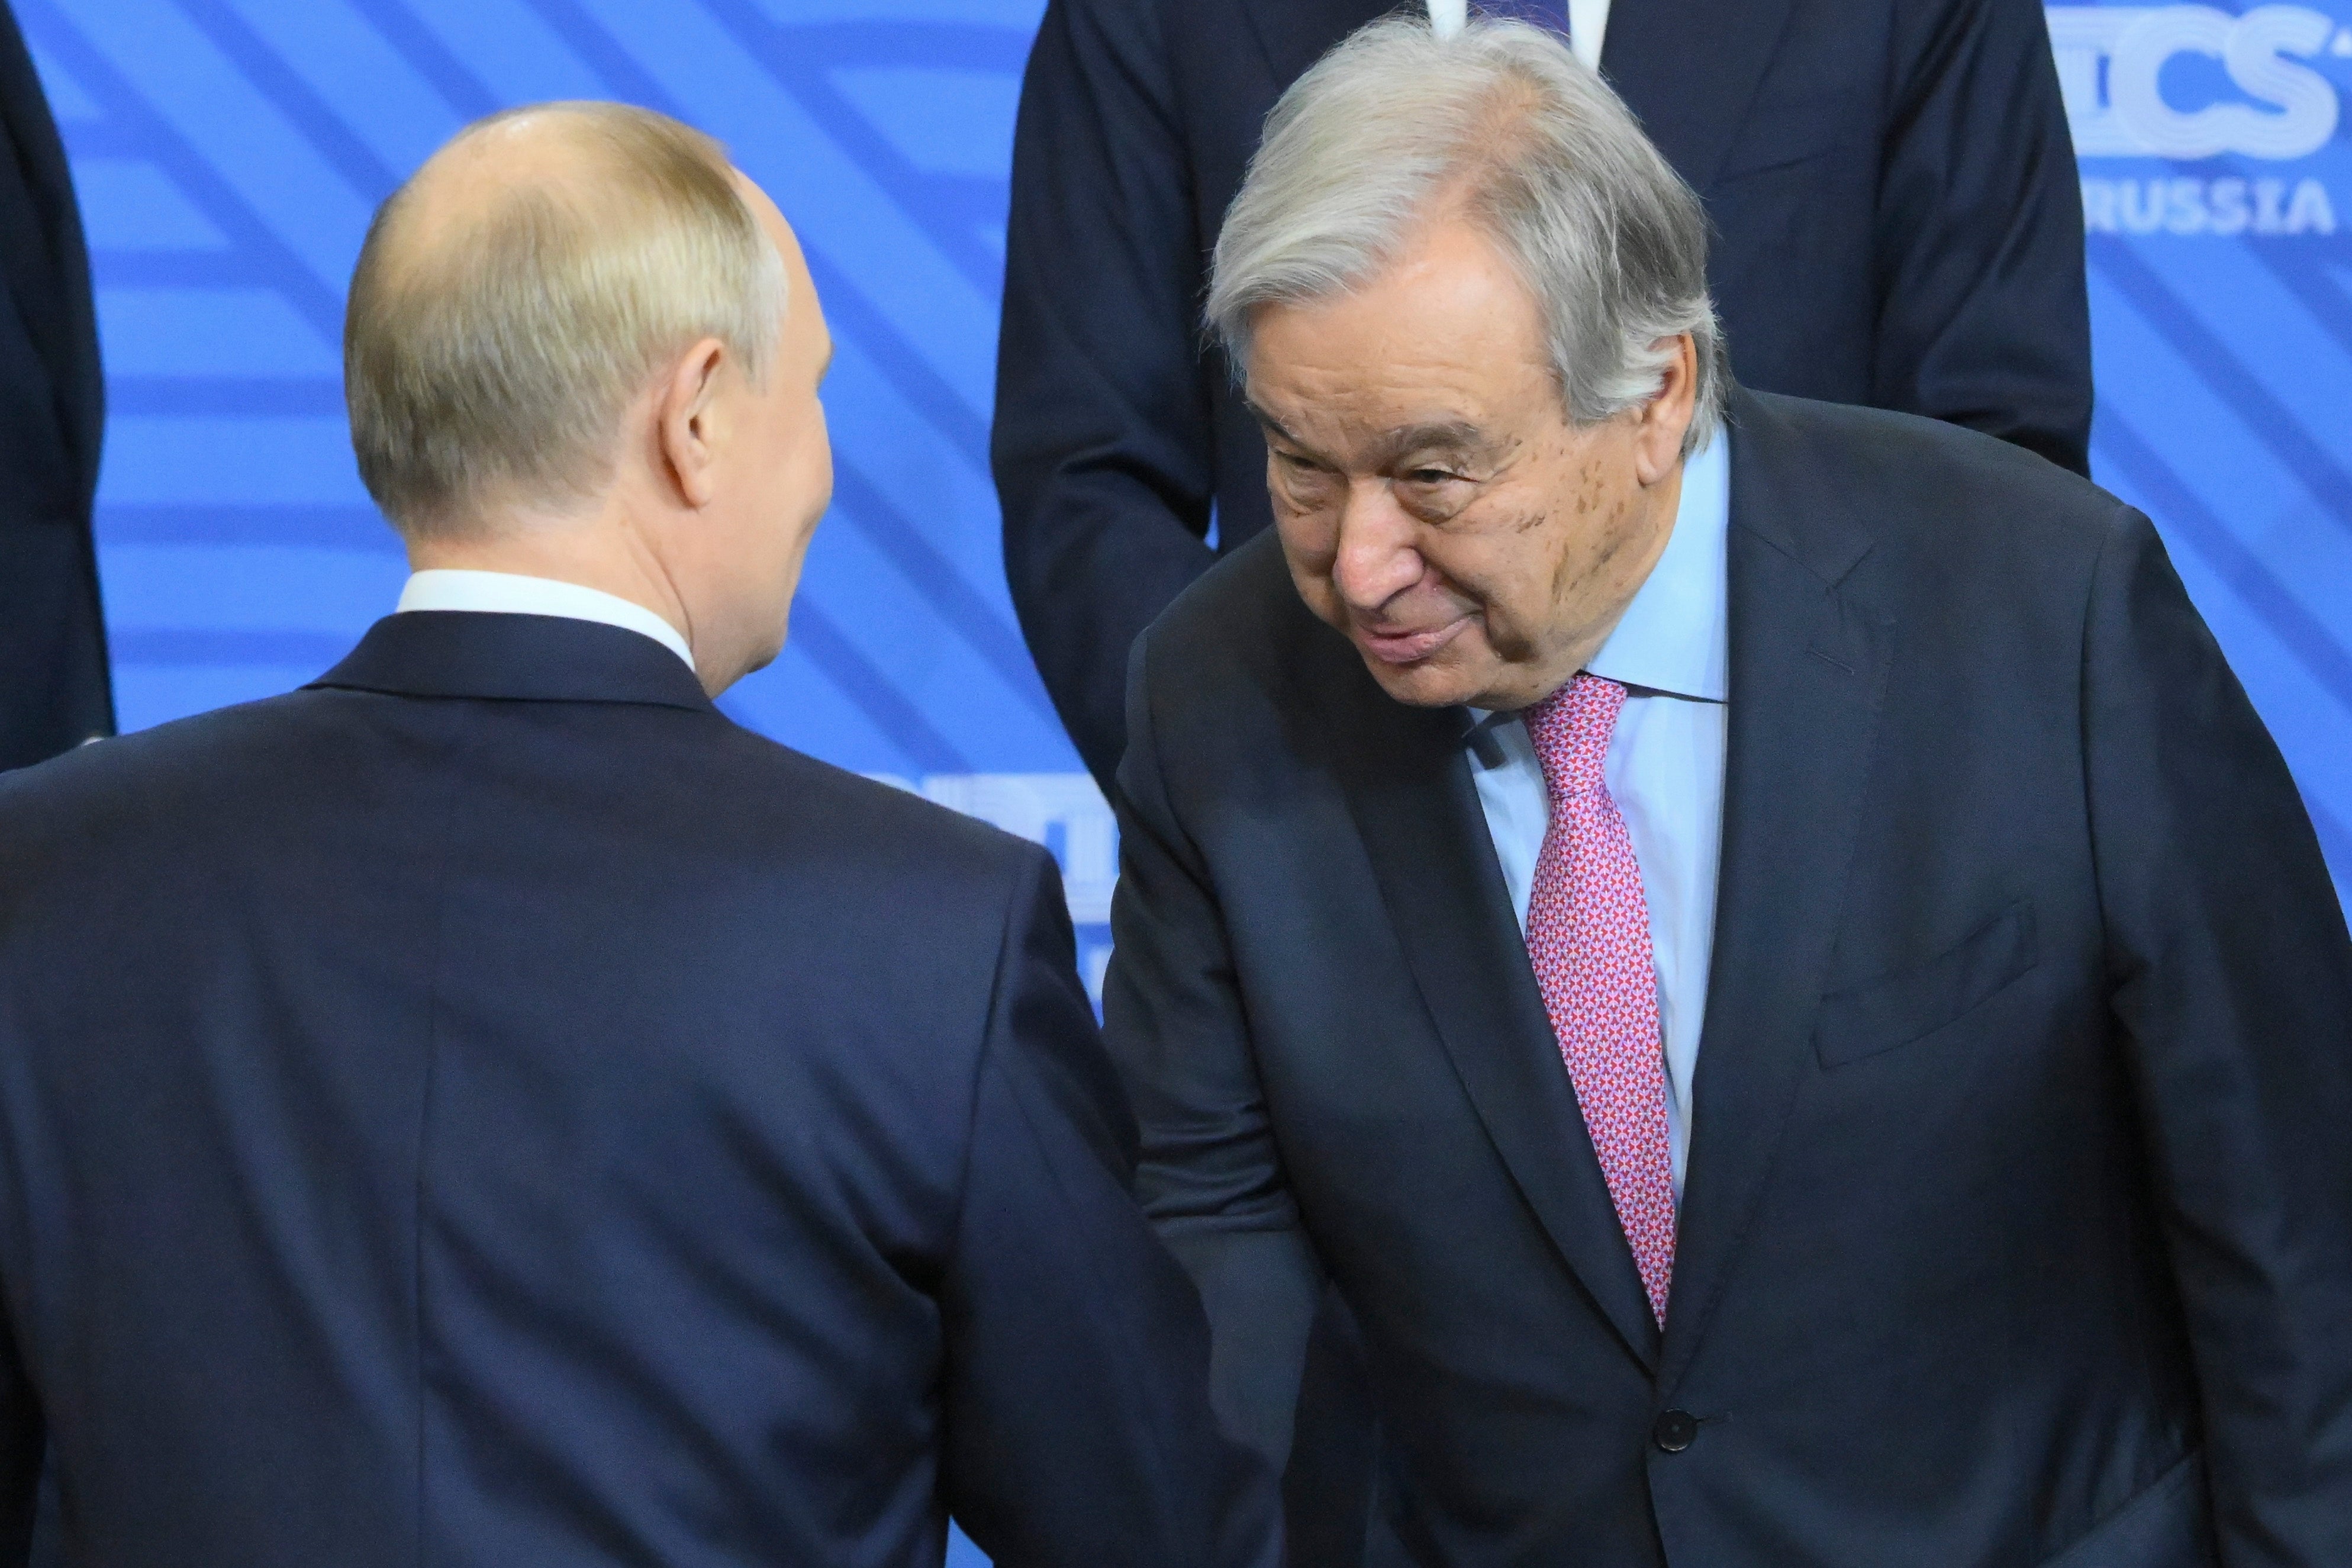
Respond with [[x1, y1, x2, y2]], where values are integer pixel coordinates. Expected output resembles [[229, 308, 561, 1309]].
[[1359, 650, 1488, 711]]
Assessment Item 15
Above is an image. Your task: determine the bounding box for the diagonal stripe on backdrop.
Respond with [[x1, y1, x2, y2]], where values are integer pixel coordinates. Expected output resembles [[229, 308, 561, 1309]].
[[24, 2, 346, 340], [346, 0, 503, 121], [173, 0, 406, 202], [2092, 237, 2352, 549]]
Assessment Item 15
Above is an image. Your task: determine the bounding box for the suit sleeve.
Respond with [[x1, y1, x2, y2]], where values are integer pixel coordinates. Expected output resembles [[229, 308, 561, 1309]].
[[2083, 509, 2352, 1563], [0, 5, 113, 771], [940, 845, 1280, 1568], [992, 0, 1221, 792], [1872, 0, 2092, 475], [1098, 629, 1327, 1473]]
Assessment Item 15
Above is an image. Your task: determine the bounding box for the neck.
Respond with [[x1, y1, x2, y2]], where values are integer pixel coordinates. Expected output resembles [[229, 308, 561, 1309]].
[[406, 509, 708, 682]]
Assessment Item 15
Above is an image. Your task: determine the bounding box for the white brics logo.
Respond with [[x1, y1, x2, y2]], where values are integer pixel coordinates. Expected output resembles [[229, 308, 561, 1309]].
[[2050, 5, 2345, 235], [2051, 5, 2340, 159], [2079, 169, 2335, 232]]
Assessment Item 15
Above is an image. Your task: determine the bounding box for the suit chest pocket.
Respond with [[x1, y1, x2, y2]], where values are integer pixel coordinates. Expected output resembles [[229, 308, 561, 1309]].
[[1814, 901, 2038, 1068]]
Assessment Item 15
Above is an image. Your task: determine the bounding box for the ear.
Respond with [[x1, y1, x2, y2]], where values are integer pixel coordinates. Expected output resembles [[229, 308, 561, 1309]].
[[656, 337, 730, 509], [1632, 333, 1698, 488]]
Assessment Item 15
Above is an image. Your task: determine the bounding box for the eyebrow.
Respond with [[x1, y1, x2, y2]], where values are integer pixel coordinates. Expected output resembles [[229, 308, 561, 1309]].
[[1245, 399, 1299, 447], [1248, 402, 1495, 467], [1371, 422, 1490, 466]]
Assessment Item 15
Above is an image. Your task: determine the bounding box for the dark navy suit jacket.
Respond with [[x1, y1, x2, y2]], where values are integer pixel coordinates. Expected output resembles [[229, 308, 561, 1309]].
[[0, 611, 1279, 1567], [1105, 388, 2352, 1564], [994, 0, 2092, 792], [0, 1, 111, 770]]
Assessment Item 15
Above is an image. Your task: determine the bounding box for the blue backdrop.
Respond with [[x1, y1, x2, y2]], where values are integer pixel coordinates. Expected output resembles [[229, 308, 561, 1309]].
[[2054, 3, 2351, 905], [20, 0, 2351, 941], [12, 0, 2350, 1556]]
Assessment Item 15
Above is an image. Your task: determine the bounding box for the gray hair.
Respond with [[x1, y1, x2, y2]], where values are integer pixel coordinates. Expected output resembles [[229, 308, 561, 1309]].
[[346, 102, 788, 537], [1207, 15, 1726, 454]]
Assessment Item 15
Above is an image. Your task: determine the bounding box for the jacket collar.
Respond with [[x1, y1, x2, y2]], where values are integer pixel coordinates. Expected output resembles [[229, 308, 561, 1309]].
[[1658, 385, 1894, 1392], [1333, 680, 1668, 1369], [1598, 0, 1799, 192], [1241, 0, 1391, 92], [307, 612, 716, 713]]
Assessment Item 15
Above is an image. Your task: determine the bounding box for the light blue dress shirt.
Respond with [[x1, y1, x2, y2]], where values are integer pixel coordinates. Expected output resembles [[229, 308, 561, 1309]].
[[1466, 435, 1730, 1199]]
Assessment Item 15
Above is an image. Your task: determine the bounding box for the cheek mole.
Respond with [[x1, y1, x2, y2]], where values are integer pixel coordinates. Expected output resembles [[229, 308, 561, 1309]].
[[1545, 490, 1631, 604], [1572, 458, 1606, 517], [1548, 536, 1593, 604]]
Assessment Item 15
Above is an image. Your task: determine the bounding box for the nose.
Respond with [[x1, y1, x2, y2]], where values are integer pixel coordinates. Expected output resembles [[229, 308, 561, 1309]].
[[1329, 480, 1425, 614]]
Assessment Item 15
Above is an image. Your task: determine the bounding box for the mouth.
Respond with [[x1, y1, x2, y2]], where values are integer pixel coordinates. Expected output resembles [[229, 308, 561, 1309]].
[[1354, 615, 1473, 666]]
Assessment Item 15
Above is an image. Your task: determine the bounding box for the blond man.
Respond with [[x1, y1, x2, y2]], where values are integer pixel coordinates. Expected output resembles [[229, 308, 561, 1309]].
[[0, 104, 1277, 1568]]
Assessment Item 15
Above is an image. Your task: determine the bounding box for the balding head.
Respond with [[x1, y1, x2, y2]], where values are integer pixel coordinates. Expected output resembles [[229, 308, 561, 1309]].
[[348, 104, 836, 699], [346, 102, 788, 537]]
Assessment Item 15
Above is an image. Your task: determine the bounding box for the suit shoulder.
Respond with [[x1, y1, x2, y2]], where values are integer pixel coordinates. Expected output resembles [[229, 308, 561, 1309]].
[[0, 694, 1053, 917], [1741, 391, 2127, 559], [0, 692, 347, 926], [0, 691, 306, 824], [701, 722, 1054, 895], [1140, 528, 1326, 693]]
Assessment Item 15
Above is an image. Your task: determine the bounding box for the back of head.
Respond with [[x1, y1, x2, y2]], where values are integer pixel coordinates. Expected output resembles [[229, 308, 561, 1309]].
[[345, 102, 786, 538], [1207, 15, 1726, 453]]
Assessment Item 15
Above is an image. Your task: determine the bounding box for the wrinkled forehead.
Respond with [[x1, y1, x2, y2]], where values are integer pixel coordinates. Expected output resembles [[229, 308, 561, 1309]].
[[1247, 220, 1551, 397], [1244, 312, 1554, 467]]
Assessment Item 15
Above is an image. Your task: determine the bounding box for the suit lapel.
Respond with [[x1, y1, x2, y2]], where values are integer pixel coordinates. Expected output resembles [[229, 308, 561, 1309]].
[[1602, 0, 1797, 192], [1658, 391, 1895, 1392], [1330, 659, 1662, 1371]]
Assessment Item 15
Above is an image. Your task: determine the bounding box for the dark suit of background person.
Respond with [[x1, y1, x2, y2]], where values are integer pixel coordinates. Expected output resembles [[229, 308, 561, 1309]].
[[0, 606, 1281, 1564], [1107, 386, 2352, 1565], [0, 1, 112, 771], [994, 0, 2093, 795]]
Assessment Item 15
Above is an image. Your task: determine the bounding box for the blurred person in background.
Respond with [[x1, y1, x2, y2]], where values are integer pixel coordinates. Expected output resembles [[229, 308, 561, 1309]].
[[0, 0, 111, 770], [0, 102, 1277, 1568]]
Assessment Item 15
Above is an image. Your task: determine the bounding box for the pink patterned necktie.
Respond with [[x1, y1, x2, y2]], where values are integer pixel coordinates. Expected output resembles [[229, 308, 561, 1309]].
[[1524, 674, 1677, 1324]]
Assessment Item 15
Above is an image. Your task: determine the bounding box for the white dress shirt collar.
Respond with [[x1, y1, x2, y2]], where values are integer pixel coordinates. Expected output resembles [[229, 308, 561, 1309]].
[[395, 569, 696, 673], [1583, 433, 1731, 704]]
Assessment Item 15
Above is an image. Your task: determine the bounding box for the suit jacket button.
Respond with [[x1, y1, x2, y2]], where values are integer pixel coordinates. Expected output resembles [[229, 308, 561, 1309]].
[[1652, 1409, 1698, 1453]]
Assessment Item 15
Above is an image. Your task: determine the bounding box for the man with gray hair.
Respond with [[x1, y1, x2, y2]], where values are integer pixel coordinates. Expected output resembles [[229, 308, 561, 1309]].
[[0, 103, 1278, 1567], [1104, 17, 2352, 1564]]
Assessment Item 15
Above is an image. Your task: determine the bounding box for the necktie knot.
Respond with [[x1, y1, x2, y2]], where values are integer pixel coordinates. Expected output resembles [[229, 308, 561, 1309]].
[[1528, 673, 1626, 802]]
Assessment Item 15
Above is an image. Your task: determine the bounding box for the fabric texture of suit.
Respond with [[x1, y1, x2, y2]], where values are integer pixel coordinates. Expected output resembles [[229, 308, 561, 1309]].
[[994, 0, 2092, 792], [0, 611, 1279, 1568], [0, 1, 111, 770], [1104, 387, 2352, 1566]]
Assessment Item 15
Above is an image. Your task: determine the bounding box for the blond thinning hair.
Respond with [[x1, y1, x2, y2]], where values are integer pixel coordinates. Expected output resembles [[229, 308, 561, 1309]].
[[346, 102, 787, 537]]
